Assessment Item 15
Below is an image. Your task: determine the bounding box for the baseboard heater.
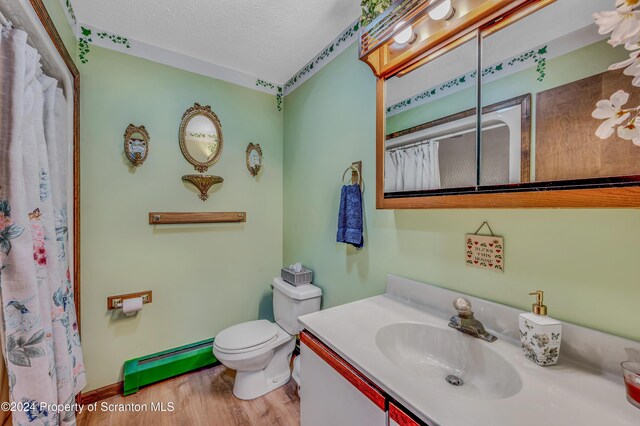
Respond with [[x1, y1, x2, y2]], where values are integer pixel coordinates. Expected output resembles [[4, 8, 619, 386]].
[[123, 338, 219, 396]]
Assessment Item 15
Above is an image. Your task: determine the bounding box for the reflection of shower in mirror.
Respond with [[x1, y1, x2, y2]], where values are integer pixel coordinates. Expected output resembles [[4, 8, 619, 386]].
[[385, 101, 526, 193]]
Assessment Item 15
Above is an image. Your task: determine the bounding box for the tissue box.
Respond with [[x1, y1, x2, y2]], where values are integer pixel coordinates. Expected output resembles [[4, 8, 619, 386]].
[[281, 267, 313, 286]]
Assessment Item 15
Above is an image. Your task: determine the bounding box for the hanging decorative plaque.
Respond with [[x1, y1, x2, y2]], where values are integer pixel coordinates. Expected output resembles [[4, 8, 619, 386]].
[[465, 222, 504, 273]]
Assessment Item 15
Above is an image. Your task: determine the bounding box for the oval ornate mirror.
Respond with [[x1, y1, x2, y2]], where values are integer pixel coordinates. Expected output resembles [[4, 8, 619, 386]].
[[246, 143, 263, 177], [124, 124, 150, 167], [179, 103, 223, 172]]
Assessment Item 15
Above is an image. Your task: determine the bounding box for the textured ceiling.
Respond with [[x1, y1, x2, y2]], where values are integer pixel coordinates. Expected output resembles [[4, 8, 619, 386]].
[[73, 0, 361, 84]]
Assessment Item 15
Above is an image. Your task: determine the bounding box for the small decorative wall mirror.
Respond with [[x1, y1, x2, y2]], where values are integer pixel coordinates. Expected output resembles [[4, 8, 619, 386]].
[[124, 124, 150, 167], [179, 103, 223, 172], [246, 143, 262, 177]]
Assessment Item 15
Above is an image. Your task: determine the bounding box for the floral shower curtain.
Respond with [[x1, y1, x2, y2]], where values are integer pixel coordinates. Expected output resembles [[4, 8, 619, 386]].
[[0, 24, 85, 425]]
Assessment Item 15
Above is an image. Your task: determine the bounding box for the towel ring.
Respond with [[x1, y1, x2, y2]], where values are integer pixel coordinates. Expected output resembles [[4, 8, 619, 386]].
[[342, 166, 364, 192]]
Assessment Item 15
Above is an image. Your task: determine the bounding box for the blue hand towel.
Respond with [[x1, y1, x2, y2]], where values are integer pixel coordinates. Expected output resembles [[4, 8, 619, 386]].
[[336, 184, 363, 249]]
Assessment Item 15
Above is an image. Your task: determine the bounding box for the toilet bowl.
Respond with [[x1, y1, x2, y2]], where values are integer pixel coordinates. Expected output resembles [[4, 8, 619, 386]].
[[213, 278, 322, 400], [213, 320, 296, 400]]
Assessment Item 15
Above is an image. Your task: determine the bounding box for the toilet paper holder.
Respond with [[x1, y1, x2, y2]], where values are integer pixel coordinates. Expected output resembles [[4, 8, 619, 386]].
[[107, 291, 153, 310]]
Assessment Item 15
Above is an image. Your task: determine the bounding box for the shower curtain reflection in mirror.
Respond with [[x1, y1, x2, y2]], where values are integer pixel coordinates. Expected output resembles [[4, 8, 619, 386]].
[[385, 141, 441, 192], [384, 94, 530, 195]]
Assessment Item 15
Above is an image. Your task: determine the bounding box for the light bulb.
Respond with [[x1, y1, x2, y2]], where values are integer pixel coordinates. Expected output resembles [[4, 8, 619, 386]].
[[429, 0, 455, 21], [393, 21, 415, 45]]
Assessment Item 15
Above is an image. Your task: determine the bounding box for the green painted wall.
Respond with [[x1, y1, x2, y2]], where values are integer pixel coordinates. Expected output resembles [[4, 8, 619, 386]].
[[42, 0, 76, 59], [42, 1, 285, 392], [283, 43, 640, 342], [42, 0, 639, 394], [78, 45, 283, 391]]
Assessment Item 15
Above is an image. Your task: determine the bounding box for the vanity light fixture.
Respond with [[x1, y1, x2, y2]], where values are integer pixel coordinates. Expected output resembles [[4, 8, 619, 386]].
[[428, 0, 456, 21], [393, 21, 417, 45]]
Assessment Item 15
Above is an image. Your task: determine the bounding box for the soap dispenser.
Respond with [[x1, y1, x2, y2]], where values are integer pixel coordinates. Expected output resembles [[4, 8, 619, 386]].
[[519, 291, 562, 366]]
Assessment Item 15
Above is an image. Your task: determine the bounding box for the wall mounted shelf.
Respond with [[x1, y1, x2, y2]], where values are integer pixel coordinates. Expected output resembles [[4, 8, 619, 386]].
[[182, 174, 224, 201], [148, 212, 247, 225]]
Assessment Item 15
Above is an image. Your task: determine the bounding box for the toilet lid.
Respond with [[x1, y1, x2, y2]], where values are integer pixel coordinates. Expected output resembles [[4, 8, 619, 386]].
[[214, 320, 278, 352]]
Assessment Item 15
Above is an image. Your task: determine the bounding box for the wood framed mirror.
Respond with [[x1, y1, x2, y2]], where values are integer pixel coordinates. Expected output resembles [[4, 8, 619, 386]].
[[367, 0, 640, 208]]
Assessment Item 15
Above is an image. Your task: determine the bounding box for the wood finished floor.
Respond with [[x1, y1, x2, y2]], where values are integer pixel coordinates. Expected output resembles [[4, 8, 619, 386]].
[[77, 365, 300, 426]]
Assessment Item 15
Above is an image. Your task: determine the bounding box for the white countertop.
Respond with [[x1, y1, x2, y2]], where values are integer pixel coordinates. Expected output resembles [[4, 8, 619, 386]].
[[299, 294, 640, 426]]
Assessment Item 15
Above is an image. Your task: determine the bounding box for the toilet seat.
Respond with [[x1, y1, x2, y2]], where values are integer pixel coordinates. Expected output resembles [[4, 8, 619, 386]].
[[214, 320, 280, 354]]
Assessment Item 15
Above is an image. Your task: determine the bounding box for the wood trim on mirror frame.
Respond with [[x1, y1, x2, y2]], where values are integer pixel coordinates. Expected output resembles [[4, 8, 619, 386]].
[[392, 0, 558, 79], [25, 4, 84, 408], [362, 0, 557, 79], [375, 3, 640, 209], [377, 94, 640, 208], [28, 0, 82, 324]]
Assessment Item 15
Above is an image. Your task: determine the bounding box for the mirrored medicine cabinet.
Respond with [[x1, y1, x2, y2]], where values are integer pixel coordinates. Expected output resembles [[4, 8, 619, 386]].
[[362, 0, 640, 208]]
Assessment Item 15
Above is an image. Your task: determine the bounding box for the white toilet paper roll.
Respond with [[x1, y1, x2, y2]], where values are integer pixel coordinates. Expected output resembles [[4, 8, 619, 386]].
[[122, 297, 143, 316]]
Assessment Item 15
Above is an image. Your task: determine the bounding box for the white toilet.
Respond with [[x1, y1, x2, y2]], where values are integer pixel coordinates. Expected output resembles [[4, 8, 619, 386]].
[[213, 277, 322, 400]]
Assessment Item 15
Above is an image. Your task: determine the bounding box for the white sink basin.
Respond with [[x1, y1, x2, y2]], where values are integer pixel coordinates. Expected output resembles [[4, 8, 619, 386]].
[[376, 322, 522, 400]]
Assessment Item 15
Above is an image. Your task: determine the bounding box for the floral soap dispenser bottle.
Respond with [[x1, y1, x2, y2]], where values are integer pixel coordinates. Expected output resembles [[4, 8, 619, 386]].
[[519, 291, 562, 366]]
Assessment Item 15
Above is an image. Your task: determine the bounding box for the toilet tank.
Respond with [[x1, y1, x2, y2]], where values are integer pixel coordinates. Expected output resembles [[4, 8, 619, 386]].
[[272, 277, 322, 335]]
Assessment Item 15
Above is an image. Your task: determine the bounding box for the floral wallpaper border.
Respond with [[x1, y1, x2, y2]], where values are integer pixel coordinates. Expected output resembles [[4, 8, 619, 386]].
[[58, 0, 79, 37], [64, 0, 76, 24], [256, 80, 283, 111], [54, 2, 360, 102], [283, 19, 361, 95], [96, 32, 131, 49], [78, 26, 132, 64], [77, 27, 91, 64], [386, 45, 549, 116]]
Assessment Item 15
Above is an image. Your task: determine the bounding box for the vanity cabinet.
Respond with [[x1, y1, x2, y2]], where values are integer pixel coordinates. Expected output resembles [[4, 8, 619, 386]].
[[389, 402, 422, 426], [300, 330, 429, 426], [300, 331, 386, 426]]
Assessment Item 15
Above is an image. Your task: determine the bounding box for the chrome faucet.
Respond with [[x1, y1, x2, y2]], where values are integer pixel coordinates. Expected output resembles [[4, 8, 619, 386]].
[[448, 298, 497, 343]]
